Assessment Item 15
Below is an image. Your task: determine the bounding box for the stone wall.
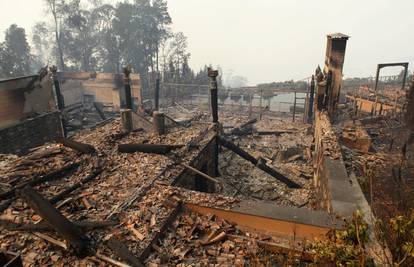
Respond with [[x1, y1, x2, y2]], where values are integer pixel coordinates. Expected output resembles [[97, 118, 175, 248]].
[[172, 135, 218, 193], [0, 111, 63, 155]]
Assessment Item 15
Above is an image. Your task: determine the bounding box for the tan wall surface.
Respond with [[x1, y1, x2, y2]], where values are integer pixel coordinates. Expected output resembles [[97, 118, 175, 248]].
[[58, 72, 141, 110], [0, 74, 56, 129]]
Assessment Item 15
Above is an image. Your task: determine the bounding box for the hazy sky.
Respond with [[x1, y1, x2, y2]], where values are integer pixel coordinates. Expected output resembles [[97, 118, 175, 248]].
[[1, 0, 413, 85]]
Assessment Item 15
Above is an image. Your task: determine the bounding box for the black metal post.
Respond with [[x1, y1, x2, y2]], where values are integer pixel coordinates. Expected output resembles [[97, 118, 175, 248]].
[[123, 66, 133, 110], [308, 75, 315, 123], [208, 68, 219, 123], [154, 74, 160, 111], [50, 66, 67, 137]]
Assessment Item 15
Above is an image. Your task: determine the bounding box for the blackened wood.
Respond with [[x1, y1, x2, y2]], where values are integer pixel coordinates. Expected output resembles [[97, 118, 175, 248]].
[[59, 138, 96, 154], [3, 220, 118, 232], [49, 168, 103, 205], [218, 136, 300, 188], [227, 118, 258, 136], [121, 109, 133, 132], [0, 163, 79, 200], [154, 77, 160, 111], [0, 198, 15, 213], [0, 252, 23, 267], [257, 131, 293, 136], [208, 68, 219, 123], [152, 111, 165, 135], [107, 238, 145, 267], [218, 136, 258, 164], [18, 186, 89, 256], [139, 203, 183, 261], [118, 144, 183, 154], [93, 102, 106, 120]]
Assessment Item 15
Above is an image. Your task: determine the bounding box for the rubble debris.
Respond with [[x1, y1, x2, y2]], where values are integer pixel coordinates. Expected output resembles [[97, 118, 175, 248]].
[[340, 120, 372, 153]]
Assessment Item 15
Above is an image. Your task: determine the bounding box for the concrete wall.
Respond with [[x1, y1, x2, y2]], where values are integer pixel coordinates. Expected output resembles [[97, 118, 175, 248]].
[[173, 136, 218, 193], [0, 111, 63, 155], [0, 74, 56, 129], [57, 72, 142, 111], [314, 111, 357, 217]]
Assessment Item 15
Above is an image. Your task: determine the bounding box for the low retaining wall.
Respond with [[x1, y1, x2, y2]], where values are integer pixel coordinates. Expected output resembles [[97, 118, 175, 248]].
[[0, 111, 63, 155], [314, 111, 357, 217]]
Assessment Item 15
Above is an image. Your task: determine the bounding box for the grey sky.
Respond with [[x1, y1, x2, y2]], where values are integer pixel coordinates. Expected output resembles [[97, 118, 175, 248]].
[[1, 0, 413, 85]]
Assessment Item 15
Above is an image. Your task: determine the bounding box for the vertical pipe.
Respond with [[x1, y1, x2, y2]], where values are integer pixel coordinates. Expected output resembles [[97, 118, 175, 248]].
[[208, 68, 219, 123], [153, 111, 165, 135], [50, 66, 67, 137], [401, 65, 408, 91], [154, 74, 160, 111], [123, 66, 133, 110], [51, 66, 65, 110], [374, 65, 381, 92], [308, 75, 315, 123], [248, 93, 253, 118], [292, 91, 297, 122], [259, 89, 263, 120]]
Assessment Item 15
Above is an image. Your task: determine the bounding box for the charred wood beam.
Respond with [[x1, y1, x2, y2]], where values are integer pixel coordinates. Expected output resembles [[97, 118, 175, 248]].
[[107, 238, 145, 267], [139, 202, 183, 262], [93, 102, 106, 120], [0, 198, 15, 213], [217, 136, 300, 188], [59, 138, 96, 154], [256, 130, 293, 136], [18, 186, 90, 256], [2, 220, 118, 232], [0, 251, 23, 267], [49, 168, 103, 205], [225, 118, 258, 136], [118, 144, 184, 155], [0, 163, 79, 200], [153, 111, 166, 135]]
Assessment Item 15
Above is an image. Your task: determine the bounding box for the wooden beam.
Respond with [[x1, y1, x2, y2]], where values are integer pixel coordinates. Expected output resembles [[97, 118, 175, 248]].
[[218, 136, 300, 188], [107, 238, 144, 267], [0, 163, 79, 200], [139, 203, 183, 261], [3, 220, 118, 232], [49, 168, 102, 205], [59, 138, 96, 154], [18, 186, 90, 256], [118, 144, 184, 155]]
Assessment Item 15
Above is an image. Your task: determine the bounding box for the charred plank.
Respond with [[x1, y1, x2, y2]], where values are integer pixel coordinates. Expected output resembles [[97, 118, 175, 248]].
[[218, 136, 300, 188], [59, 138, 96, 154], [18, 186, 90, 256], [2, 220, 118, 232], [0, 163, 79, 200], [107, 237, 144, 267], [118, 144, 184, 155], [139, 202, 183, 261], [49, 168, 103, 205]]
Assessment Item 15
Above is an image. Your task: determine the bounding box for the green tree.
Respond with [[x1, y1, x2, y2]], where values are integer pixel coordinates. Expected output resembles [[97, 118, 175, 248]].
[[0, 24, 32, 78]]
